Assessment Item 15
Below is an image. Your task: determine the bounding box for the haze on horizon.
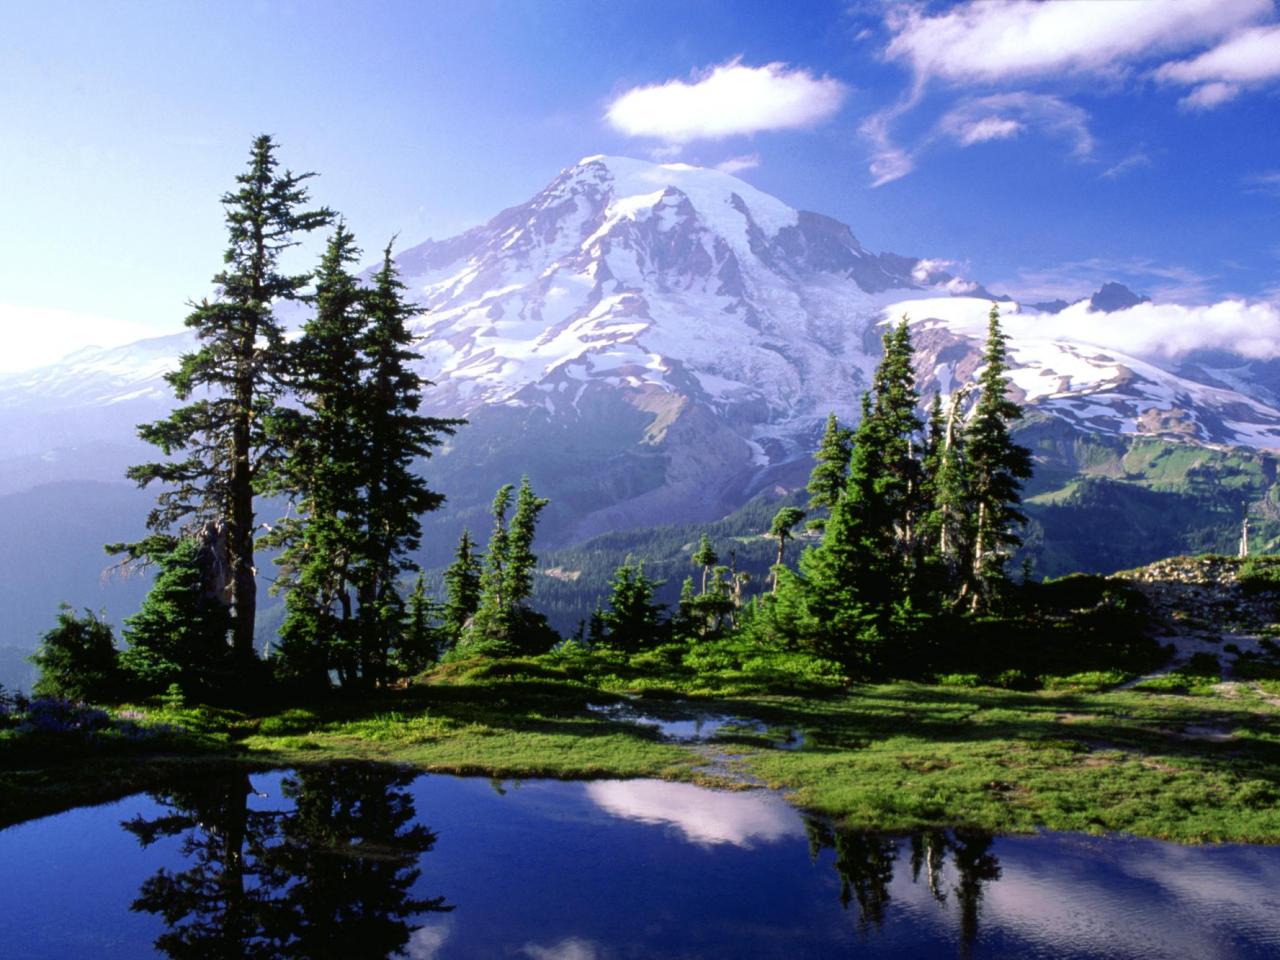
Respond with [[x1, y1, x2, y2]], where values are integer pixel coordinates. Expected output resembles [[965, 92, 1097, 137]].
[[2, 0, 1278, 371]]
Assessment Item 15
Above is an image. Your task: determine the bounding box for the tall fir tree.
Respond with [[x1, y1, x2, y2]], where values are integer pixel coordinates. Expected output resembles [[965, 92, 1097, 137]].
[[440, 529, 482, 650], [466, 478, 551, 653], [868, 318, 924, 564], [795, 393, 892, 667], [964, 304, 1033, 607], [117, 135, 332, 662], [791, 321, 925, 671], [265, 222, 367, 687], [806, 413, 852, 531], [352, 243, 463, 685]]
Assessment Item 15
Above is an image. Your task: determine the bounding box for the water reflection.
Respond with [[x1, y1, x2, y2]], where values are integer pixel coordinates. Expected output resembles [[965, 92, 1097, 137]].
[[806, 819, 1000, 954], [4, 771, 1280, 958], [585, 779, 802, 847], [122, 764, 450, 959]]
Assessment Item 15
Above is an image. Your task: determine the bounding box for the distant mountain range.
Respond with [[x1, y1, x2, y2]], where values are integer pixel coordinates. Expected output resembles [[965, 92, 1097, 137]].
[[3, 155, 1278, 682]]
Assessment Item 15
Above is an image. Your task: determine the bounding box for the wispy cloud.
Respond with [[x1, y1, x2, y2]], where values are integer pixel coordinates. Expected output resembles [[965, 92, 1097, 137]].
[[884, 0, 1266, 85], [605, 60, 847, 143], [1155, 23, 1280, 110], [938, 93, 1094, 157], [858, 84, 925, 187], [1243, 170, 1280, 196], [1177, 81, 1243, 111], [714, 153, 761, 175], [404, 920, 452, 960], [1101, 149, 1152, 180], [1002, 257, 1216, 305], [521, 938, 605, 960], [858, 0, 1276, 184]]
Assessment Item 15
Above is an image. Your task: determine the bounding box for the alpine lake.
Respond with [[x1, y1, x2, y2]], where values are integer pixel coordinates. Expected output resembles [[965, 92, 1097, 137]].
[[4, 705, 1280, 959]]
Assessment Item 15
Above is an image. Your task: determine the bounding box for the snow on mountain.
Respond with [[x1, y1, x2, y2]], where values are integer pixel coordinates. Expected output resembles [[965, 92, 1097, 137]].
[[385, 154, 979, 463], [890, 298, 1280, 450], [0, 332, 191, 413], [5, 154, 1280, 483]]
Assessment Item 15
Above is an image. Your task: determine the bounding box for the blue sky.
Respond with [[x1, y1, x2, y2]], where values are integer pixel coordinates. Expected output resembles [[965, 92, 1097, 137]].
[[1, 0, 1278, 368]]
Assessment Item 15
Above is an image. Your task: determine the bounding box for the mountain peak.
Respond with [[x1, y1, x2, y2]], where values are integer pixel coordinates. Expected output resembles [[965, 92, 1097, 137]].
[[563, 154, 799, 241], [1089, 282, 1151, 313]]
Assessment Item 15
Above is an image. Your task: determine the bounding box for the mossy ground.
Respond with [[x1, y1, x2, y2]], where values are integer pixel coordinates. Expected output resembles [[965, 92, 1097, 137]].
[[5, 646, 1280, 844]]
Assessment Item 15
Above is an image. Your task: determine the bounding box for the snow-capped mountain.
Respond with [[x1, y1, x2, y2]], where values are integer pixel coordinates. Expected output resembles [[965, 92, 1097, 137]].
[[3, 154, 1280, 514], [5, 153, 1280, 664], [388, 154, 979, 462]]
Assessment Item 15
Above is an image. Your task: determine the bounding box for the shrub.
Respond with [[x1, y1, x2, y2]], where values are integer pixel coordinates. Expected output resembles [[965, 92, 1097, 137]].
[[30, 606, 122, 702], [1238, 556, 1280, 595]]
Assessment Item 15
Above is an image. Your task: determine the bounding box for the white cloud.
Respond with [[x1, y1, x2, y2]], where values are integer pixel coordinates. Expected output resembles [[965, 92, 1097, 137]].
[[714, 153, 761, 175], [1243, 170, 1280, 195], [1101, 150, 1152, 180], [859, 92, 922, 186], [522, 938, 604, 960], [1179, 81, 1242, 110], [899, 295, 1280, 362], [0, 304, 170, 372], [884, 0, 1268, 85], [605, 60, 847, 143], [1156, 23, 1280, 87], [1157, 24, 1280, 109], [955, 116, 1023, 145], [938, 93, 1093, 157], [584, 780, 803, 847], [911, 258, 956, 283], [404, 920, 452, 960]]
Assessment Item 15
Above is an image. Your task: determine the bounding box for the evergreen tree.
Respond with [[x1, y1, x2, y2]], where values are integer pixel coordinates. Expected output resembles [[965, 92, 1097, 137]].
[[692, 534, 718, 595], [768, 506, 807, 592], [965, 304, 1033, 607], [930, 390, 974, 602], [467, 478, 552, 653], [392, 572, 438, 677], [505, 476, 550, 616], [587, 604, 607, 647], [794, 396, 892, 667], [116, 135, 332, 662], [30, 606, 122, 702], [670, 576, 700, 641], [869, 318, 924, 563], [806, 413, 852, 530], [352, 243, 462, 685], [918, 393, 946, 557], [121, 538, 233, 697], [265, 222, 367, 688], [468, 485, 513, 652], [600, 558, 665, 651], [691, 564, 736, 638], [440, 529, 482, 650]]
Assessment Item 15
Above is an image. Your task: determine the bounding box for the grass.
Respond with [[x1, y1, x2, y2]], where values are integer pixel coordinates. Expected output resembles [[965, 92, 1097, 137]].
[[4, 645, 1280, 843]]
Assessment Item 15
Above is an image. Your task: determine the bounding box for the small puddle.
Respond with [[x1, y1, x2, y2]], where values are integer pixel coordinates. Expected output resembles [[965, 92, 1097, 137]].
[[586, 701, 805, 750]]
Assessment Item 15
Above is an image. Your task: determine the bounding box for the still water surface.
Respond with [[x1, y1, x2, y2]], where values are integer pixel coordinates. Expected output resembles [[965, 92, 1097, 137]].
[[1, 765, 1278, 959]]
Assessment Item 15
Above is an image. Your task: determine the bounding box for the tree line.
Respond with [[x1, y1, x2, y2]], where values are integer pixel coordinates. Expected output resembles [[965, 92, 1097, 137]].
[[29, 135, 1033, 703]]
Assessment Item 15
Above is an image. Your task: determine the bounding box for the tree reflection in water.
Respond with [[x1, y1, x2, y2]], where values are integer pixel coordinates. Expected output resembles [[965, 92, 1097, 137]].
[[807, 819, 1001, 954], [122, 763, 450, 959]]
